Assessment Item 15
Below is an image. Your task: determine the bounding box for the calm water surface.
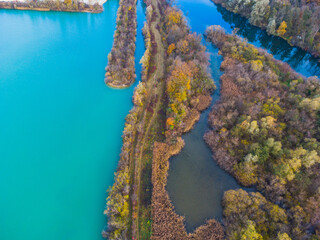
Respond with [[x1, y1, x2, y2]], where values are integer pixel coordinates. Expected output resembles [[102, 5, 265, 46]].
[[167, 0, 320, 232], [0, 1, 145, 239]]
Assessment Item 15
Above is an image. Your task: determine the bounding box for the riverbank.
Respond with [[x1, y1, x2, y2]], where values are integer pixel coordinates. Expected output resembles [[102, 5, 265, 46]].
[[211, 0, 320, 60], [105, 0, 137, 88], [205, 25, 320, 239], [0, 1, 103, 13]]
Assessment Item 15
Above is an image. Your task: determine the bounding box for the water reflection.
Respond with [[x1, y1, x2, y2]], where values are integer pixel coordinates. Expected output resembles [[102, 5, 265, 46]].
[[167, 44, 244, 232], [215, 3, 320, 77]]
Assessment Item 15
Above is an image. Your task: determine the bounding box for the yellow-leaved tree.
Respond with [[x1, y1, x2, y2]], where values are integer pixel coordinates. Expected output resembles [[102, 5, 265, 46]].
[[277, 21, 287, 36]]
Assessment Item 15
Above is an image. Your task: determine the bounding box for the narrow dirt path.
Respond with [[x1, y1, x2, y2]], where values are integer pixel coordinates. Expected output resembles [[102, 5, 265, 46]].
[[131, 0, 166, 238]]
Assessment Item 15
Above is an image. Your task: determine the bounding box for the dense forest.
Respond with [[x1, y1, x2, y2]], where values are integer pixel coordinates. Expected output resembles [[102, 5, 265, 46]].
[[205, 25, 320, 239], [0, 0, 103, 12], [105, 0, 137, 88], [212, 0, 320, 58]]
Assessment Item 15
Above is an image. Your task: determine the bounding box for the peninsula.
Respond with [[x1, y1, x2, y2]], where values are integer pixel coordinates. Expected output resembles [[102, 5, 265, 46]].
[[105, 0, 137, 88]]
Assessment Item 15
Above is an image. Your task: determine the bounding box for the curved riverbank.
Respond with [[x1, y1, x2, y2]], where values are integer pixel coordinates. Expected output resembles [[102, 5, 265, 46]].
[[212, 0, 320, 60]]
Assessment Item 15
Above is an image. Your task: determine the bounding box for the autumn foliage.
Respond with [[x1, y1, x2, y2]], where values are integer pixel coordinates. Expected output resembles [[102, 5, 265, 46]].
[[212, 0, 320, 58], [205, 25, 320, 239], [277, 21, 287, 36], [223, 189, 289, 239], [163, 6, 215, 138]]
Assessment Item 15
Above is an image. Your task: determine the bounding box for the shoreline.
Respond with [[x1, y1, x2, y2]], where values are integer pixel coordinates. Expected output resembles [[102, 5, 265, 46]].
[[211, 0, 320, 60], [105, 82, 134, 89], [0, 1, 103, 13]]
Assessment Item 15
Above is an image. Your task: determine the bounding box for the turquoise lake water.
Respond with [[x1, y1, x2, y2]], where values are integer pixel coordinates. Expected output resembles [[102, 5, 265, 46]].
[[1, 0, 320, 238], [0, 1, 145, 239]]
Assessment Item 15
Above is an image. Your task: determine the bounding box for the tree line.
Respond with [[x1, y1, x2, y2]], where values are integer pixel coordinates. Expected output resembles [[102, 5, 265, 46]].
[[0, 0, 103, 12], [212, 0, 320, 58]]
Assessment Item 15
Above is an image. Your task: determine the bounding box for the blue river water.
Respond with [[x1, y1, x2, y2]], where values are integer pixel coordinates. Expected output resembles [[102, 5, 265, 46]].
[[0, 1, 145, 239], [1, 0, 319, 238]]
